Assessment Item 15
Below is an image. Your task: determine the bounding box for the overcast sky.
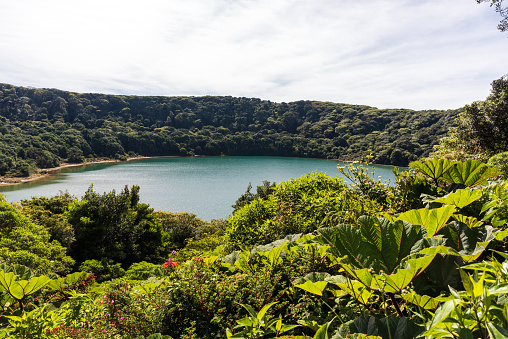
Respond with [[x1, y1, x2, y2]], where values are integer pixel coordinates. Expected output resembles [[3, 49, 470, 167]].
[[0, 0, 506, 110]]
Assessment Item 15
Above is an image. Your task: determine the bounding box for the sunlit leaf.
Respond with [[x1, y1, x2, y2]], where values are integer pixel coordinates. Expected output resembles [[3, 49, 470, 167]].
[[295, 281, 328, 296], [316, 217, 424, 274], [451, 214, 483, 228], [397, 206, 455, 237], [442, 160, 500, 187], [409, 159, 456, 184], [434, 189, 483, 209], [401, 292, 441, 310]]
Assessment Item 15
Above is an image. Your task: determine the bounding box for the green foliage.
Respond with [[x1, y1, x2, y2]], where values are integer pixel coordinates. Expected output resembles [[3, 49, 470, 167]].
[[442, 160, 501, 187], [232, 180, 276, 213], [432, 76, 508, 161], [79, 259, 125, 283], [0, 83, 457, 179], [155, 211, 215, 250], [0, 159, 506, 338], [226, 172, 382, 249], [397, 206, 455, 237], [338, 162, 391, 208], [336, 316, 423, 339], [422, 261, 508, 338], [0, 266, 51, 312], [20, 191, 76, 248], [226, 302, 300, 338], [410, 158, 500, 187], [125, 261, 160, 281], [67, 185, 166, 268], [409, 159, 456, 186], [316, 216, 434, 273], [488, 151, 508, 177], [0, 195, 74, 275], [477, 0, 508, 31]]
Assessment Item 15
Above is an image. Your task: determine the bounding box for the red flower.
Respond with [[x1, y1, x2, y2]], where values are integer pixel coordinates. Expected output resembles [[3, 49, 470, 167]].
[[164, 261, 177, 268]]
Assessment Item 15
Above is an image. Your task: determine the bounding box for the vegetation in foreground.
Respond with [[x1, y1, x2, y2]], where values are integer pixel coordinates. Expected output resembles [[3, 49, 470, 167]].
[[0, 149, 507, 338]]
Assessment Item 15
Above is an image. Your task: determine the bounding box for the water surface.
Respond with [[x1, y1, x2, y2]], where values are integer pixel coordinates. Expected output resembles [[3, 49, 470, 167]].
[[0, 156, 396, 220]]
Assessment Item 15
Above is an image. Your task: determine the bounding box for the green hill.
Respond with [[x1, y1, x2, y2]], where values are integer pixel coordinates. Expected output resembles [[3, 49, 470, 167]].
[[0, 83, 458, 177]]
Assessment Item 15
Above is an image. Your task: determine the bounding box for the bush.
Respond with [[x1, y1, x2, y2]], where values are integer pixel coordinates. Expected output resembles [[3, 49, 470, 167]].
[[79, 259, 125, 282], [225, 172, 382, 249], [125, 261, 159, 280], [0, 195, 74, 274], [488, 151, 508, 178]]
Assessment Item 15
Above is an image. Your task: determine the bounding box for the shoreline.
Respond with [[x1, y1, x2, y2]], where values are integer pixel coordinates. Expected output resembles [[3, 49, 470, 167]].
[[0, 156, 155, 187], [0, 155, 389, 187]]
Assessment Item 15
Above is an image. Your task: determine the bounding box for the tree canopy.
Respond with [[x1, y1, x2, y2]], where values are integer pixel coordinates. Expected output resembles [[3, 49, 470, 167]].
[[0, 83, 457, 176]]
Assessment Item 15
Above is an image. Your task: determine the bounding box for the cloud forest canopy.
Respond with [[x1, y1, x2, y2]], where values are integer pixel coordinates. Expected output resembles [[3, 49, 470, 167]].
[[0, 83, 457, 177]]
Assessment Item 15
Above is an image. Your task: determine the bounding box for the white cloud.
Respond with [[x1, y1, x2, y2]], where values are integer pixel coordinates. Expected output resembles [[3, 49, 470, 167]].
[[0, 0, 506, 110]]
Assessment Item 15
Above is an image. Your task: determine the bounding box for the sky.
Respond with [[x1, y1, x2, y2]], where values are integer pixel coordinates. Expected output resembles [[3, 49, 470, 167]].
[[0, 0, 506, 110]]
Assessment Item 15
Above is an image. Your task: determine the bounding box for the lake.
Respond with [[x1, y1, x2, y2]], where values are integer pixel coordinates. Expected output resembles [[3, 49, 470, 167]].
[[0, 156, 396, 221]]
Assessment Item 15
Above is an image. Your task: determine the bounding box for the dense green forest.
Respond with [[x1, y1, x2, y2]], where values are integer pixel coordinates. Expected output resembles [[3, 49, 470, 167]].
[[0, 83, 457, 178]]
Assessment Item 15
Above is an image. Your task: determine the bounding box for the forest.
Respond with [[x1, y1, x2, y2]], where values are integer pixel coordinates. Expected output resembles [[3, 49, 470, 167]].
[[0, 82, 457, 179], [0, 74, 507, 338]]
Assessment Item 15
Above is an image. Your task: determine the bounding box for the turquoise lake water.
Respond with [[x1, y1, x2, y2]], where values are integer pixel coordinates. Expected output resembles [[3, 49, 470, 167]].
[[0, 156, 396, 221]]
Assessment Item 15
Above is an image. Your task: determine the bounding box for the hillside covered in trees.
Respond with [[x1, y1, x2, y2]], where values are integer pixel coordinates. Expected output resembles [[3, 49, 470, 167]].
[[0, 83, 457, 178]]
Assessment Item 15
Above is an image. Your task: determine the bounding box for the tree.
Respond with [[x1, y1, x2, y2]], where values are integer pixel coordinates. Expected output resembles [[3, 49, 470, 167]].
[[477, 0, 508, 31], [231, 180, 276, 213], [67, 185, 166, 267], [21, 192, 76, 248], [0, 195, 74, 274], [225, 172, 382, 249], [155, 211, 211, 250], [458, 77, 508, 155]]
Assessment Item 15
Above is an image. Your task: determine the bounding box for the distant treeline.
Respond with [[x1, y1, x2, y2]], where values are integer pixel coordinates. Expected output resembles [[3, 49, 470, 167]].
[[0, 83, 458, 176]]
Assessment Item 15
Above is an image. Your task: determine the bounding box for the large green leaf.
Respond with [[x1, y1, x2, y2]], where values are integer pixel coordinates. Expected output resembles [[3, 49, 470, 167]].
[[380, 254, 437, 293], [331, 274, 375, 305], [294, 272, 331, 285], [0, 264, 34, 281], [442, 160, 500, 187], [0, 270, 51, 301], [295, 281, 328, 296], [337, 249, 441, 295], [451, 214, 483, 228], [257, 243, 286, 266], [15, 276, 52, 299], [421, 300, 456, 337], [316, 217, 423, 274], [0, 271, 21, 300], [409, 159, 456, 184], [314, 319, 333, 339], [433, 189, 483, 209], [439, 221, 497, 263], [401, 292, 441, 310], [46, 271, 90, 292], [397, 206, 455, 237], [339, 316, 423, 339]]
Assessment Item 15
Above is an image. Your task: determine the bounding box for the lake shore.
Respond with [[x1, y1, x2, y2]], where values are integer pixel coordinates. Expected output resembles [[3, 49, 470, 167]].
[[0, 155, 366, 187], [0, 156, 156, 186]]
